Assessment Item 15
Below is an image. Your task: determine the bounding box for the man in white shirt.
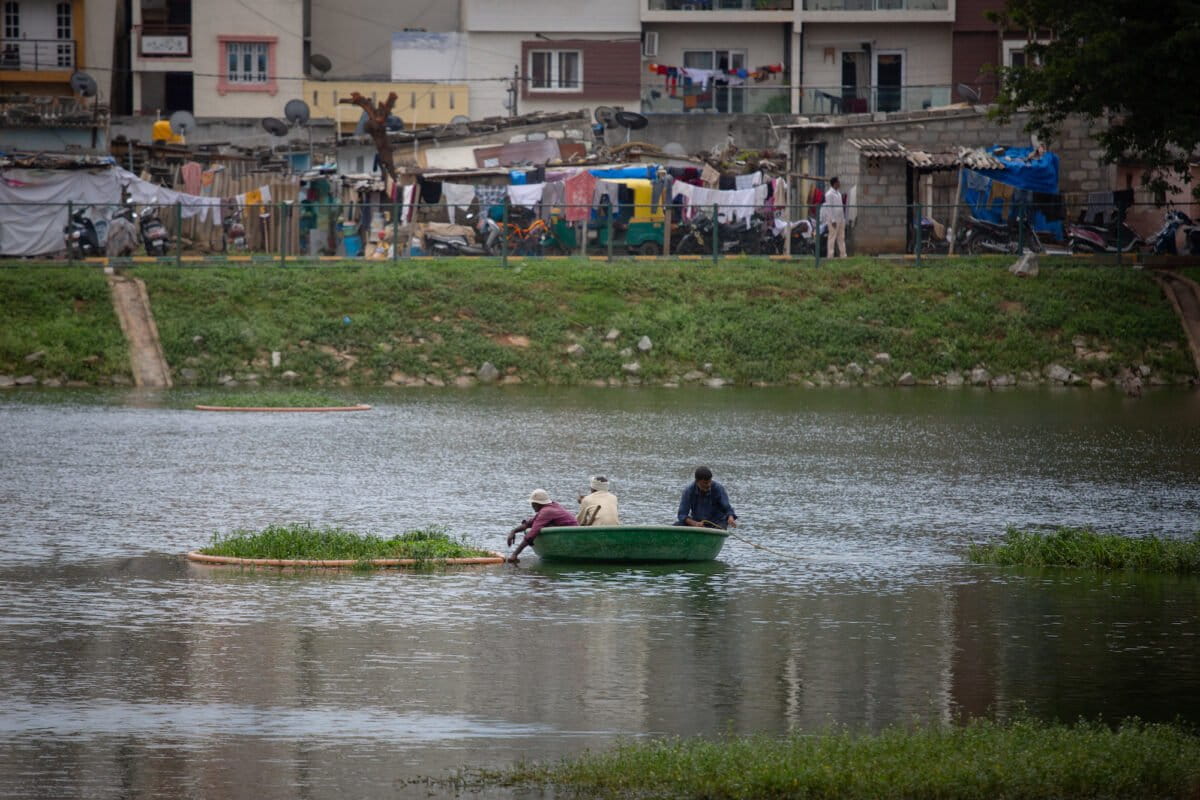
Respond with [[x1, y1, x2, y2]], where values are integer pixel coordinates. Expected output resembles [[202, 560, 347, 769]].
[[821, 176, 847, 258], [577, 476, 620, 526]]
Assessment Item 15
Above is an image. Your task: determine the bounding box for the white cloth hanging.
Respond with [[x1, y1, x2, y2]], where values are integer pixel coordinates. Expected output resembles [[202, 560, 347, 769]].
[[442, 182, 476, 224], [507, 182, 545, 209]]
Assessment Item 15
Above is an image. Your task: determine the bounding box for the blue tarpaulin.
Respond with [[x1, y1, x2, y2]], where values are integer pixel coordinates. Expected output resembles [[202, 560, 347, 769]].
[[961, 146, 1063, 239]]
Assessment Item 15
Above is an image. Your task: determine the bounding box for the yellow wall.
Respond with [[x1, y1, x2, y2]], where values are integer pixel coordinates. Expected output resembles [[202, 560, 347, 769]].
[[303, 81, 470, 130]]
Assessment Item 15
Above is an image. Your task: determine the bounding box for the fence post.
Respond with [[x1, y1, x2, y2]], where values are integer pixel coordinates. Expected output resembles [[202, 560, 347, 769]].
[[711, 203, 719, 265], [1017, 206, 1026, 254], [501, 199, 509, 268], [279, 202, 287, 268], [578, 218, 587, 259], [783, 203, 792, 259], [663, 207, 672, 258], [814, 212, 822, 269], [391, 203, 400, 265], [913, 201, 922, 267], [175, 200, 182, 267], [66, 201, 74, 264]]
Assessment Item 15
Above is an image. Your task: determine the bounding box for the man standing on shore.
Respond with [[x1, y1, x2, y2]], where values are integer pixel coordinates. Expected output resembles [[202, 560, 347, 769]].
[[675, 466, 737, 530], [822, 176, 847, 258]]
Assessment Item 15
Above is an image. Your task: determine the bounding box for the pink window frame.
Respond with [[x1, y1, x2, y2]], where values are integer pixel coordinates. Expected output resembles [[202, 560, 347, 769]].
[[217, 35, 278, 95]]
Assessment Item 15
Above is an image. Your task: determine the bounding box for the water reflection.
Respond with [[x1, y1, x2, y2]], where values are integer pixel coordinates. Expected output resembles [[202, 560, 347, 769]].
[[1, 388, 1198, 798]]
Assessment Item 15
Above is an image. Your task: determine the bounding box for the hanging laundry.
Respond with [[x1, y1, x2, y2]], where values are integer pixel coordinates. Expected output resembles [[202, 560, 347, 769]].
[[700, 164, 720, 188], [442, 182, 476, 224], [418, 177, 443, 204], [475, 184, 508, 213], [540, 181, 565, 221], [735, 172, 762, 190], [507, 182, 545, 209], [563, 172, 596, 222], [682, 68, 717, 89], [718, 173, 737, 191], [180, 161, 203, 195]]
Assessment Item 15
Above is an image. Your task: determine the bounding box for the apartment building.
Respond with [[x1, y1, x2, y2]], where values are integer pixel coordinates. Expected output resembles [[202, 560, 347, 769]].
[[0, 0, 122, 98]]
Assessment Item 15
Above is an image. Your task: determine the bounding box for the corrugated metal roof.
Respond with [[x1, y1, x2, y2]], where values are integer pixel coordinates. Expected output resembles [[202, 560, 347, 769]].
[[848, 138, 906, 158], [957, 147, 1006, 170]]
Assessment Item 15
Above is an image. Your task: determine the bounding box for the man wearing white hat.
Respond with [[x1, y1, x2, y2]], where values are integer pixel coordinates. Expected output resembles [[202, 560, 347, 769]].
[[577, 475, 620, 526], [506, 488, 578, 562]]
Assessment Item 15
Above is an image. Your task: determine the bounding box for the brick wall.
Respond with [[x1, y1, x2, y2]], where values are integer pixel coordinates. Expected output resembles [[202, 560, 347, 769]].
[[520, 39, 641, 104]]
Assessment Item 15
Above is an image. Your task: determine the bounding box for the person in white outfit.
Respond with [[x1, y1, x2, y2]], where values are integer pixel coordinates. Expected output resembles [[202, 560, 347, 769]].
[[821, 177, 847, 258], [577, 476, 620, 526]]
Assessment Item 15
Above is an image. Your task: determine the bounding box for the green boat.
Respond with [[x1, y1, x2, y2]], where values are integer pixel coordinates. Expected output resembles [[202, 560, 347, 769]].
[[530, 525, 729, 563]]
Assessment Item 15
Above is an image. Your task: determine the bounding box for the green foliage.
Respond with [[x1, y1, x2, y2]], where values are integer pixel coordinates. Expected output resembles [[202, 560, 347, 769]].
[[0, 267, 129, 381], [990, 0, 1200, 197], [192, 390, 341, 407], [201, 523, 494, 563], [969, 526, 1200, 574], [488, 717, 1200, 799]]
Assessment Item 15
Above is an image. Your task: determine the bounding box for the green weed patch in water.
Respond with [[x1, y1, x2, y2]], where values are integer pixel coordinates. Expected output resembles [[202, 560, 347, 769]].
[[194, 390, 343, 407], [200, 523, 493, 563], [968, 526, 1200, 574], [486, 718, 1200, 799]]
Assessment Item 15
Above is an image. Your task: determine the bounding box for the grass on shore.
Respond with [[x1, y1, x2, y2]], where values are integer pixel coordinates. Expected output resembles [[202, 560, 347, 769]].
[[193, 390, 343, 407], [200, 523, 494, 563], [968, 526, 1200, 573], [485, 718, 1200, 800], [0, 266, 130, 381], [132, 258, 1193, 387]]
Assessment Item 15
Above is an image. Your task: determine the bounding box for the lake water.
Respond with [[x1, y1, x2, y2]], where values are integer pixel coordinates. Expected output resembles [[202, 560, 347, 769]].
[[1, 387, 1198, 799]]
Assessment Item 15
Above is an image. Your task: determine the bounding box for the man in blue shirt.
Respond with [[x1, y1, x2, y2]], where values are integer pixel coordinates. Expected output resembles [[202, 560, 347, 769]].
[[675, 466, 737, 529]]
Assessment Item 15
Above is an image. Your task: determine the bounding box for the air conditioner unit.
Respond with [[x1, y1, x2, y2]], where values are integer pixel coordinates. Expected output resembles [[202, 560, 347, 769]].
[[642, 31, 659, 58]]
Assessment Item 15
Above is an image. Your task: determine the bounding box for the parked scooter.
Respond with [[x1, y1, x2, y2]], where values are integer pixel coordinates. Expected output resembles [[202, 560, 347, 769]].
[[105, 205, 140, 257], [139, 207, 170, 256], [1149, 208, 1200, 256], [1068, 210, 1143, 254], [63, 206, 102, 258], [961, 214, 1043, 255], [426, 214, 501, 256]]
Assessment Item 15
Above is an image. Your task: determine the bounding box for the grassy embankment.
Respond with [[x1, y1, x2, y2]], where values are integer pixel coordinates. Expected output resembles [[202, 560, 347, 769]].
[[200, 523, 493, 563], [482, 718, 1200, 799], [1, 258, 1194, 387], [969, 527, 1200, 574]]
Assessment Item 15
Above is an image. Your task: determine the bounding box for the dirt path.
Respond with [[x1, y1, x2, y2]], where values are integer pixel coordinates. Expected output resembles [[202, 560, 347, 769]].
[[1153, 270, 1200, 377], [107, 272, 173, 388]]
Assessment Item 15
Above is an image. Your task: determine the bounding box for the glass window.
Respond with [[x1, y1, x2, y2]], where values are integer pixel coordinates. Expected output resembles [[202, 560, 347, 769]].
[[529, 49, 583, 91], [227, 41, 269, 84], [4, 2, 19, 39]]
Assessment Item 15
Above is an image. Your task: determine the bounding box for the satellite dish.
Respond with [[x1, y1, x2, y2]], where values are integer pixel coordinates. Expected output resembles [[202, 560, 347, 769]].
[[261, 117, 289, 137], [615, 111, 648, 131], [309, 53, 332, 78], [594, 106, 617, 126], [385, 115, 404, 132], [69, 71, 97, 98], [284, 99, 311, 126], [169, 110, 197, 136], [956, 83, 981, 104]]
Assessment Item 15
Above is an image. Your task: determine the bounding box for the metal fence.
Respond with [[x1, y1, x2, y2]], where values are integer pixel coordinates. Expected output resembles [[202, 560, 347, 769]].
[[6, 197, 1197, 268]]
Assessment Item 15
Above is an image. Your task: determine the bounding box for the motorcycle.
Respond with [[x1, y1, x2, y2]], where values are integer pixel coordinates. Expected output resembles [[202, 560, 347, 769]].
[[426, 214, 501, 256], [223, 205, 247, 252], [139, 207, 170, 256], [105, 205, 140, 258], [674, 212, 749, 256], [1068, 210, 1143, 254], [1149, 208, 1200, 256], [63, 207, 102, 258], [961, 214, 1043, 255]]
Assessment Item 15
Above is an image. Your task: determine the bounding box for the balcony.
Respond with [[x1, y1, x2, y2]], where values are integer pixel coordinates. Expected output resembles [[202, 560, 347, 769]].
[[649, 0, 794, 8], [0, 39, 77, 73], [803, 0, 946, 8], [138, 24, 191, 58], [643, 81, 791, 114], [801, 84, 952, 114]]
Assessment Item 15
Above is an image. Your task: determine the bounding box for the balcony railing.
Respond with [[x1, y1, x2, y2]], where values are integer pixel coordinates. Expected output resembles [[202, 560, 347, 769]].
[[138, 25, 191, 57], [803, 0, 946, 8], [801, 85, 952, 114], [0, 39, 76, 72], [649, 0, 795, 10], [642, 81, 791, 114]]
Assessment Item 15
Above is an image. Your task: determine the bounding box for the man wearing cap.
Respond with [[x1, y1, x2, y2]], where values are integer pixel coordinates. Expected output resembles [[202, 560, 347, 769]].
[[675, 466, 737, 530], [506, 489, 578, 562], [577, 476, 620, 526]]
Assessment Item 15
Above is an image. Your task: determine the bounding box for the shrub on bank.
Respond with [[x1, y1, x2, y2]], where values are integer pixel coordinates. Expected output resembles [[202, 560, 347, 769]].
[[968, 526, 1200, 573], [489, 718, 1200, 799]]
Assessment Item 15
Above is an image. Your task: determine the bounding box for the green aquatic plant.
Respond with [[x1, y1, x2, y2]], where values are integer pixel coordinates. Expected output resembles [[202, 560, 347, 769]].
[[194, 390, 344, 407], [484, 717, 1200, 799], [968, 526, 1200, 573], [200, 523, 494, 563]]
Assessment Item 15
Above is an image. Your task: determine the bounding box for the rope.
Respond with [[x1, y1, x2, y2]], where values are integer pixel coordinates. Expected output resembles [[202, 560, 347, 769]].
[[699, 520, 808, 562]]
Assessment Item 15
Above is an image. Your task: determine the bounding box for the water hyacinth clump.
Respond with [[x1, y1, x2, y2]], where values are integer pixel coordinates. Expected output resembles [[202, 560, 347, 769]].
[[968, 527, 1200, 574], [193, 390, 344, 408], [491, 718, 1200, 800], [201, 523, 493, 562]]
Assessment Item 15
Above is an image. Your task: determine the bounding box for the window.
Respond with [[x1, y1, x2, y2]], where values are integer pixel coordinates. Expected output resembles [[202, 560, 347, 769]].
[[55, 2, 71, 68], [529, 49, 581, 91], [3, 1, 18, 39], [1003, 39, 1047, 68], [218, 37, 277, 94], [227, 40, 268, 84]]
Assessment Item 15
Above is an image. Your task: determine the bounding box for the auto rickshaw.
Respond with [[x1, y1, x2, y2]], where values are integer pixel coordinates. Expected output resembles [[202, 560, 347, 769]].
[[548, 178, 666, 255]]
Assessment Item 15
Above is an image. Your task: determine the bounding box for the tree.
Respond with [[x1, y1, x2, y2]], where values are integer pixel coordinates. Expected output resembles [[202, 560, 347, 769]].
[[339, 91, 400, 185], [991, 0, 1200, 196]]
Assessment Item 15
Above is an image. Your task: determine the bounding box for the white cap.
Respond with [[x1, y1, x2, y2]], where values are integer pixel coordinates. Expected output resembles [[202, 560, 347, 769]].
[[590, 476, 610, 491], [529, 488, 551, 505]]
